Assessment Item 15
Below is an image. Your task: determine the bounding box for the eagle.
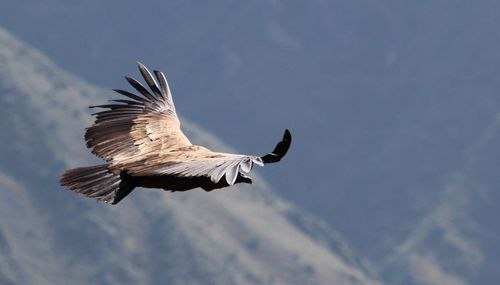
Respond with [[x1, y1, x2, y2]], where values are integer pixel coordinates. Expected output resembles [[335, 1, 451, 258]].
[[60, 63, 291, 204]]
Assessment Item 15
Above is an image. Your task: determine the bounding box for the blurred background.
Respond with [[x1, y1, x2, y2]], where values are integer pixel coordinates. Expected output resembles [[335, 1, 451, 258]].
[[1, 1, 500, 284]]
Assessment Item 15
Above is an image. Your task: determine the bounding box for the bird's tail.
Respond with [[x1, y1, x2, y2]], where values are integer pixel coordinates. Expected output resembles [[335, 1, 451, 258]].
[[60, 164, 135, 204]]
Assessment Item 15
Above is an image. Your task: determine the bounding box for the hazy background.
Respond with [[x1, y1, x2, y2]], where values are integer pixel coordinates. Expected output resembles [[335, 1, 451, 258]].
[[1, 1, 500, 284]]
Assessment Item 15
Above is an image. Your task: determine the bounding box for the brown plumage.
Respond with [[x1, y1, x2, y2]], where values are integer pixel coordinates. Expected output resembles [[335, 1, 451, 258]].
[[60, 62, 291, 204]]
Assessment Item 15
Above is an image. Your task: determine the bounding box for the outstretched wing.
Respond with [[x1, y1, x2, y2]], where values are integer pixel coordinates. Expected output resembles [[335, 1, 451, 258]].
[[126, 129, 292, 185], [128, 149, 265, 185], [85, 62, 191, 164], [156, 155, 264, 185]]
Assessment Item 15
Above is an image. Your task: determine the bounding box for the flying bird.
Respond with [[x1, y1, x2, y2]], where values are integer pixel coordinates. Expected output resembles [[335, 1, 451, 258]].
[[60, 63, 291, 204]]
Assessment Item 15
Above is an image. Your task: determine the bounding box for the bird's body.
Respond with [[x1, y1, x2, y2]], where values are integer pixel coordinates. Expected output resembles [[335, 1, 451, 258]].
[[60, 63, 291, 204]]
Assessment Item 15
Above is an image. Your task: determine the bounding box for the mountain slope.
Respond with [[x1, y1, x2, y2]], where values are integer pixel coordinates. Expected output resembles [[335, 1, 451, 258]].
[[0, 27, 380, 285], [3, 1, 500, 282], [378, 118, 500, 285], [2, 4, 500, 268]]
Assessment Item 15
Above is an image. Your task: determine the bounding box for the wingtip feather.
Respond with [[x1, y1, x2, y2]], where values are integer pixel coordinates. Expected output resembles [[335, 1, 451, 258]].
[[136, 61, 145, 69]]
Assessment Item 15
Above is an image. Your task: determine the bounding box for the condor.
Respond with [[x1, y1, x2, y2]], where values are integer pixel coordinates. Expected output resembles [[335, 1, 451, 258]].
[[60, 63, 291, 204]]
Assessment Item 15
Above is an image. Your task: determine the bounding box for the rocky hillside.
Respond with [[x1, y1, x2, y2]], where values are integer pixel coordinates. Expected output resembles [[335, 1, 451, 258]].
[[0, 27, 380, 285]]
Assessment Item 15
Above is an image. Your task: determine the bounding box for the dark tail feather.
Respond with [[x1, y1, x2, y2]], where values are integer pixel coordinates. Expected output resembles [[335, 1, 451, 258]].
[[60, 164, 135, 205]]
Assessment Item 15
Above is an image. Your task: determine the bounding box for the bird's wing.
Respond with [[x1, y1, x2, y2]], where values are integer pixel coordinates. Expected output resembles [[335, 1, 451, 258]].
[[85, 62, 191, 164], [127, 147, 264, 185], [125, 129, 292, 185]]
